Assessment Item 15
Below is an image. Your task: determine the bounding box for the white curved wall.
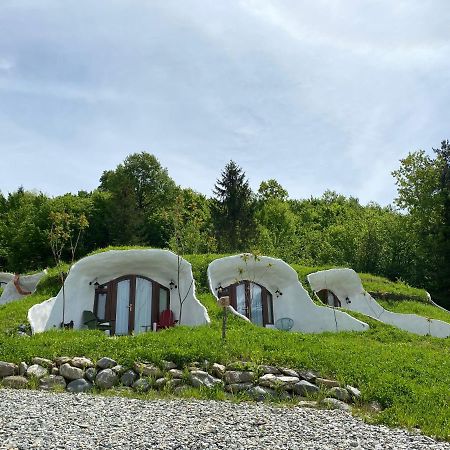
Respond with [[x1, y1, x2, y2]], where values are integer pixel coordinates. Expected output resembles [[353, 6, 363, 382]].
[[28, 249, 210, 333], [0, 270, 46, 305], [207, 254, 369, 333], [307, 268, 450, 338]]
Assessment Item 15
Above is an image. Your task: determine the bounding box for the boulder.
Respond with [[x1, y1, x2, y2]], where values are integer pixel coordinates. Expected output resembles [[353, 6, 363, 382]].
[[211, 363, 226, 378], [18, 362, 28, 376], [258, 365, 280, 375], [66, 379, 93, 393], [96, 357, 117, 370], [315, 377, 340, 388], [39, 375, 66, 391], [51, 367, 60, 376], [248, 386, 276, 401], [321, 397, 351, 411], [162, 360, 177, 370], [95, 369, 119, 389], [121, 370, 137, 387], [54, 356, 71, 366], [173, 385, 189, 396], [0, 361, 17, 378], [1, 376, 28, 389], [297, 370, 317, 383], [155, 378, 167, 390], [293, 380, 320, 396], [60, 363, 84, 381], [112, 365, 126, 376], [330, 387, 350, 402], [166, 379, 183, 389], [71, 357, 94, 369], [225, 382, 253, 393], [258, 374, 299, 390], [31, 357, 54, 369], [224, 371, 254, 384], [26, 364, 48, 379], [279, 367, 298, 377], [168, 369, 183, 379], [132, 378, 151, 392], [189, 370, 222, 388], [134, 362, 163, 378], [346, 385, 361, 400], [85, 367, 97, 382]]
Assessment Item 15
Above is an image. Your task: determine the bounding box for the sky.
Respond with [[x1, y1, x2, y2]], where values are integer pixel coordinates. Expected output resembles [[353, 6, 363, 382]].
[[0, 0, 449, 206]]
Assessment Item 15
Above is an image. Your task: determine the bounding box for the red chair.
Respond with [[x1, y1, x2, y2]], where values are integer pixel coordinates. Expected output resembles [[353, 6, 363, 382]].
[[156, 309, 178, 330]]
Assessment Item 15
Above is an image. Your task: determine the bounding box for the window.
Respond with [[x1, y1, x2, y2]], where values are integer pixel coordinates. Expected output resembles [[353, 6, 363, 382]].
[[316, 289, 341, 307], [94, 275, 170, 335], [224, 280, 274, 326]]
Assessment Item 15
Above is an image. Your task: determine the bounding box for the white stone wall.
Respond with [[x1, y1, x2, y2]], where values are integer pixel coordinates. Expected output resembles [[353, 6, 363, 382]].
[[207, 254, 369, 333], [0, 271, 46, 305], [307, 268, 450, 338], [28, 249, 210, 333]]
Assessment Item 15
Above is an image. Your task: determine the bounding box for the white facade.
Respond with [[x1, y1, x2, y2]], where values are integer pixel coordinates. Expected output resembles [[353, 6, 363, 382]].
[[0, 270, 47, 305], [28, 249, 210, 334], [307, 268, 450, 338], [207, 254, 369, 333]]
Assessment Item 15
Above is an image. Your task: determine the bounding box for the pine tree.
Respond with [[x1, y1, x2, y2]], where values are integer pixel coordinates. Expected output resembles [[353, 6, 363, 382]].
[[212, 160, 255, 251]]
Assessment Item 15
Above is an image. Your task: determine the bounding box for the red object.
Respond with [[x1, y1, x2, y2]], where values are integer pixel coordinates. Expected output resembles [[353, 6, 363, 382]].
[[156, 309, 178, 330]]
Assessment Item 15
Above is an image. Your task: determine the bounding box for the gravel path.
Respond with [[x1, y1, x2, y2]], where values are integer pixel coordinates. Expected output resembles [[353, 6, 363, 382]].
[[0, 389, 448, 450]]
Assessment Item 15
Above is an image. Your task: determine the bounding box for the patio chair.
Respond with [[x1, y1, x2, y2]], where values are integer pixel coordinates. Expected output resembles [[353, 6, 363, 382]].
[[82, 310, 114, 332], [156, 309, 178, 330], [275, 317, 294, 331]]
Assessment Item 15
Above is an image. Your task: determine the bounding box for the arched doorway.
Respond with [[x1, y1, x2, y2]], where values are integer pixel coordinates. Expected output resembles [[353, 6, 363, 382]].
[[94, 275, 170, 335], [221, 280, 274, 326], [316, 289, 341, 307]]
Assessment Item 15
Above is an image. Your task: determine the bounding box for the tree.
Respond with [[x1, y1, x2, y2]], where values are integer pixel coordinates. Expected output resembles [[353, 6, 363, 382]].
[[257, 179, 288, 202], [212, 161, 256, 252]]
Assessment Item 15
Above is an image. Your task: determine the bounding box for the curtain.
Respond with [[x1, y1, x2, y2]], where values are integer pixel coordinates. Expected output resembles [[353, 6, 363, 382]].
[[134, 277, 152, 334], [116, 279, 131, 335]]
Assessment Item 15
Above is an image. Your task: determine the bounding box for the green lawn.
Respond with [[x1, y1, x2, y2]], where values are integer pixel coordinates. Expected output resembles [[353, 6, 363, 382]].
[[0, 253, 449, 440]]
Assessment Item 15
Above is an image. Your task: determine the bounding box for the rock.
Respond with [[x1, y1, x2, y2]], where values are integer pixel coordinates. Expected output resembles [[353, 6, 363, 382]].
[[258, 373, 277, 387], [31, 357, 54, 369], [189, 370, 222, 388], [96, 357, 117, 370], [1, 376, 28, 389], [330, 387, 350, 402], [155, 378, 167, 389], [258, 365, 280, 375], [367, 401, 383, 413], [121, 370, 137, 387], [293, 380, 320, 396], [162, 360, 177, 370], [51, 367, 59, 376], [169, 369, 183, 379], [315, 377, 340, 388], [224, 371, 255, 384], [66, 379, 93, 393], [297, 370, 317, 383], [258, 374, 299, 390], [173, 385, 189, 396], [346, 385, 361, 400], [279, 367, 299, 377], [26, 364, 48, 379], [248, 386, 276, 401], [18, 362, 28, 376], [71, 357, 94, 369], [39, 375, 66, 391], [132, 378, 151, 392], [59, 363, 84, 381], [95, 369, 119, 389], [211, 363, 226, 378], [134, 362, 163, 379], [0, 361, 17, 378], [167, 379, 183, 389], [112, 365, 126, 376], [54, 356, 71, 366], [321, 397, 351, 411], [225, 382, 253, 393], [85, 367, 97, 382]]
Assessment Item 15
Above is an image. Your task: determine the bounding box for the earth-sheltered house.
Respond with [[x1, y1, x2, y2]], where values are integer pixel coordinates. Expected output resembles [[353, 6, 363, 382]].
[[0, 270, 47, 306], [28, 249, 210, 334], [207, 254, 369, 333], [307, 268, 450, 338]]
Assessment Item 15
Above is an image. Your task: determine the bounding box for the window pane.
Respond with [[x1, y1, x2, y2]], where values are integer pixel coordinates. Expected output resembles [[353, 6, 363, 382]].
[[134, 277, 152, 335], [236, 283, 246, 317], [159, 288, 169, 314], [97, 293, 107, 320], [250, 283, 263, 326], [115, 279, 130, 335]]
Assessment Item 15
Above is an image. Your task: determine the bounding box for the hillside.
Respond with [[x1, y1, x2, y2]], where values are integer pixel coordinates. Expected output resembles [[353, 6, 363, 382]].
[[0, 252, 449, 440]]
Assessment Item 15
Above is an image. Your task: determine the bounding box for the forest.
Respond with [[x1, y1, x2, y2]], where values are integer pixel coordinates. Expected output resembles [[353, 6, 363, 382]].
[[1, 140, 449, 307]]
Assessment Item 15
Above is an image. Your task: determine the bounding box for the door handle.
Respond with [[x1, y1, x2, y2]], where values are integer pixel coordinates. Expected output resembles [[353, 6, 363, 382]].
[[127, 304, 133, 311]]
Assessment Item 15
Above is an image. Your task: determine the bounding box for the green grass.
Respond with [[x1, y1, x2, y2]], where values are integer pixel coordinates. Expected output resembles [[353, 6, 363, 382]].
[[0, 252, 449, 440]]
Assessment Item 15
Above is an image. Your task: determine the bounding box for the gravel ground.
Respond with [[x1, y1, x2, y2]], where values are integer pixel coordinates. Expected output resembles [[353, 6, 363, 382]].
[[0, 389, 448, 450]]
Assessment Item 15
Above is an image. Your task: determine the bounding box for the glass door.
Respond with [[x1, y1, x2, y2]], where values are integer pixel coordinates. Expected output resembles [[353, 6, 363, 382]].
[[115, 279, 131, 335], [134, 277, 153, 334]]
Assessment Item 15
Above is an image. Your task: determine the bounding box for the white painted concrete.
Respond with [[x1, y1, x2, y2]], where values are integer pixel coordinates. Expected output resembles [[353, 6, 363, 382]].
[[28, 249, 210, 333], [0, 270, 47, 305], [307, 268, 450, 338], [207, 254, 369, 333]]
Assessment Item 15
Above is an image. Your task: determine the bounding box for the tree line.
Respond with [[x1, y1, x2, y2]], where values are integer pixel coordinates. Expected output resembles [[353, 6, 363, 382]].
[[1, 142, 449, 307]]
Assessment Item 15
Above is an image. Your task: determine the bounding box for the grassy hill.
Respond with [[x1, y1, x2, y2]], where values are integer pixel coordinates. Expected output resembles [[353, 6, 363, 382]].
[[0, 251, 449, 439]]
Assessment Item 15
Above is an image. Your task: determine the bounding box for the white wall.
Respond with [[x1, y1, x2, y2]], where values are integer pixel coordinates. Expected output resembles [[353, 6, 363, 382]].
[[207, 254, 369, 333], [307, 268, 450, 338], [28, 249, 210, 333], [0, 270, 46, 305]]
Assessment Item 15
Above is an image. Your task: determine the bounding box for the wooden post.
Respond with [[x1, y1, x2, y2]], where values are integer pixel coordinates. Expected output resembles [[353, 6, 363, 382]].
[[218, 296, 230, 342]]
